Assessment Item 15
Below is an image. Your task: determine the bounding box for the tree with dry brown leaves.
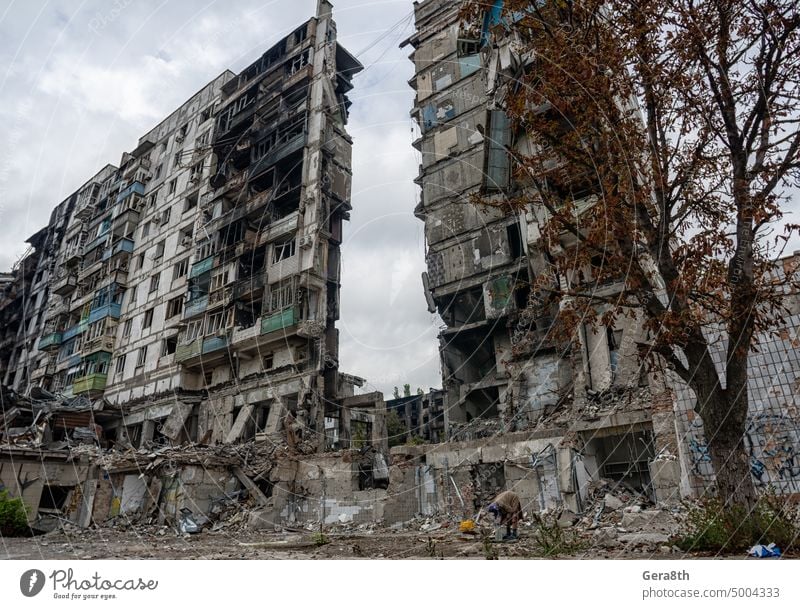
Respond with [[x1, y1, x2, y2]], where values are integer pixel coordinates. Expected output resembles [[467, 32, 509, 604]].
[[465, 0, 800, 509]]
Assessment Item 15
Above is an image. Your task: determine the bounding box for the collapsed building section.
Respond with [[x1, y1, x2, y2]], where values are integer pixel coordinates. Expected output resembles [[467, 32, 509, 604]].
[[402, 0, 800, 515]]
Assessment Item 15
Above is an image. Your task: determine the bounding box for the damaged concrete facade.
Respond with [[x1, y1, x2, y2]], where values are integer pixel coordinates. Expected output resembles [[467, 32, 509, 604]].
[[1, 1, 392, 531], [404, 0, 663, 494], [400, 0, 800, 520]]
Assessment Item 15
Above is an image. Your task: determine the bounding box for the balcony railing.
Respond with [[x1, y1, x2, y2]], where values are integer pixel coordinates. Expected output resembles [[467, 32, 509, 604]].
[[72, 373, 107, 394], [233, 275, 265, 299], [88, 302, 122, 323], [190, 256, 214, 278], [184, 295, 209, 318], [53, 274, 78, 296], [102, 237, 134, 261], [62, 323, 86, 341], [116, 181, 145, 203], [37, 332, 63, 351], [82, 334, 115, 355], [175, 338, 202, 362], [202, 335, 228, 354], [261, 307, 296, 335], [84, 232, 110, 254]]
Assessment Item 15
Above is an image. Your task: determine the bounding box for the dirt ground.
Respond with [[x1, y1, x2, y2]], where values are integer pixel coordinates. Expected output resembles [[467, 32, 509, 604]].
[[1, 523, 690, 560]]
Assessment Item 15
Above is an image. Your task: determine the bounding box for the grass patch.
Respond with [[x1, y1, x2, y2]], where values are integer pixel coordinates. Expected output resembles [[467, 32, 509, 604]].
[[312, 532, 331, 546], [529, 512, 585, 557], [0, 489, 30, 537], [676, 495, 800, 553]]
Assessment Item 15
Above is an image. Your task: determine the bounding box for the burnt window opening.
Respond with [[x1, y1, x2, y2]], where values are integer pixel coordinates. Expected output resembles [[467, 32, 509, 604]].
[[39, 485, 73, 511], [162, 335, 178, 356], [507, 222, 523, 259], [514, 282, 531, 310], [293, 24, 308, 45]]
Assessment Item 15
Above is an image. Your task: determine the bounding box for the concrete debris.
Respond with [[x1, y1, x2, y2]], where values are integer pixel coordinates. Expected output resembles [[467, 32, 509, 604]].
[[603, 493, 624, 511]]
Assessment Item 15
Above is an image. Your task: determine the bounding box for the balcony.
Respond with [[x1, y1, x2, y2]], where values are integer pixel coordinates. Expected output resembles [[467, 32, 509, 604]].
[[202, 335, 228, 354], [62, 323, 86, 341], [175, 338, 202, 362], [261, 307, 296, 335], [102, 237, 134, 261], [84, 232, 110, 254], [46, 299, 69, 319], [190, 256, 214, 278], [112, 208, 141, 229], [38, 332, 63, 351], [249, 131, 307, 180], [88, 302, 122, 323], [116, 181, 145, 204], [72, 373, 107, 394], [79, 258, 104, 280], [233, 275, 265, 300], [184, 295, 208, 318], [208, 287, 232, 310], [97, 268, 129, 290], [82, 334, 115, 355], [53, 274, 78, 296], [64, 244, 84, 266], [232, 322, 260, 345]]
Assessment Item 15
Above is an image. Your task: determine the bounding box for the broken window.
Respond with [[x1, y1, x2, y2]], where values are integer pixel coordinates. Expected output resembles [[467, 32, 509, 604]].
[[205, 311, 228, 335], [183, 191, 198, 213], [153, 240, 165, 259], [287, 49, 310, 75], [166, 296, 183, 319], [179, 225, 193, 247], [293, 24, 308, 45], [263, 353, 274, 369], [168, 179, 177, 195], [485, 110, 511, 191], [114, 353, 126, 377], [185, 319, 203, 342], [161, 335, 178, 357], [173, 258, 189, 281], [190, 161, 203, 180], [39, 485, 72, 511], [266, 278, 297, 313], [140, 310, 153, 332], [136, 346, 147, 368], [149, 273, 160, 293], [507, 222, 523, 259], [200, 107, 212, 123], [272, 238, 296, 263]]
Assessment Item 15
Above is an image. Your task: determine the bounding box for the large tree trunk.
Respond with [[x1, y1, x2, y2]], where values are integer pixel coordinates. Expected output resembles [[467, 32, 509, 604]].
[[704, 393, 757, 510]]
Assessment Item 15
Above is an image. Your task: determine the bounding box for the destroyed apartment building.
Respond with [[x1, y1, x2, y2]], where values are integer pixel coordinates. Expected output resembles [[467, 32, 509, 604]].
[[1, 1, 393, 531], [394, 0, 800, 520]]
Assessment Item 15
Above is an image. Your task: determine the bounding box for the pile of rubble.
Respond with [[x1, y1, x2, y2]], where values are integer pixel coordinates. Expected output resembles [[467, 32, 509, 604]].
[[573, 478, 683, 552]]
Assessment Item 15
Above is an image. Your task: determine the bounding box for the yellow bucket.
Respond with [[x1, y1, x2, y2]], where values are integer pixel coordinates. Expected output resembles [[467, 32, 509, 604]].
[[459, 519, 476, 533]]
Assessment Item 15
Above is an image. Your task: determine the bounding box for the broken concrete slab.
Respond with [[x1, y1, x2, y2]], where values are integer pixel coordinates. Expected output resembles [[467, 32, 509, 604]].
[[160, 402, 193, 440], [620, 509, 677, 532], [603, 493, 624, 511], [618, 532, 670, 545]]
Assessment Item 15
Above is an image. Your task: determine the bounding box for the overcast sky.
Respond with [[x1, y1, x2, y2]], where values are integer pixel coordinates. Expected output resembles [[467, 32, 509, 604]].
[[0, 0, 442, 396]]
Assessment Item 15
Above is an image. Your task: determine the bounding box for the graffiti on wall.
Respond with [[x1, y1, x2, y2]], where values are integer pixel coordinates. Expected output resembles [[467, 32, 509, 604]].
[[680, 409, 800, 493]]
